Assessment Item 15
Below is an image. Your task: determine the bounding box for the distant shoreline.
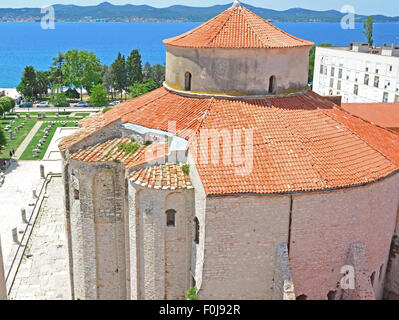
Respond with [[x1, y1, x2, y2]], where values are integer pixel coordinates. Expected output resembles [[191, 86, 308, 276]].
[[1, 21, 398, 24]]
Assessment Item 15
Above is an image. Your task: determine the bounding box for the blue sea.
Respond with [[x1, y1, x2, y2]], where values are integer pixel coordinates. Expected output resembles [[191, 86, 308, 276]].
[[0, 22, 399, 88]]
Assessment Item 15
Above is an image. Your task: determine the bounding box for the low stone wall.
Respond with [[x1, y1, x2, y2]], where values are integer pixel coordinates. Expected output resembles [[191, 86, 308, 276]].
[[0, 238, 7, 300]]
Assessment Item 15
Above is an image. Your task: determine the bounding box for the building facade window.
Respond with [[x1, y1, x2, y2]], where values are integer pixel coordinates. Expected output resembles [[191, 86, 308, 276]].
[[320, 65, 324, 74], [331, 67, 335, 77], [269, 75, 277, 94], [166, 209, 177, 227], [354, 85, 359, 95], [185, 72, 192, 91], [374, 76, 380, 88], [395, 95, 399, 102], [337, 80, 341, 90], [338, 69, 343, 79], [364, 74, 369, 85], [74, 189, 80, 200], [330, 78, 334, 88], [383, 92, 389, 102]]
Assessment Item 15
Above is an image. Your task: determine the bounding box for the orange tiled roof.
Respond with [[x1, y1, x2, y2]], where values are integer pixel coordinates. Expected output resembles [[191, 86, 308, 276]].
[[69, 138, 169, 171], [129, 164, 193, 190], [163, 5, 314, 49], [341, 103, 399, 129], [62, 88, 399, 196], [59, 87, 211, 151]]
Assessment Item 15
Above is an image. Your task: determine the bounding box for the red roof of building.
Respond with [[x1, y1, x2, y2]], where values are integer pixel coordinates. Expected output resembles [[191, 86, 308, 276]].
[[163, 4, 314, 49], [341, 103, 399, 129], [61, 88, 399, 196], [69, 138, 169, 171], [129, 164, 193, 190]]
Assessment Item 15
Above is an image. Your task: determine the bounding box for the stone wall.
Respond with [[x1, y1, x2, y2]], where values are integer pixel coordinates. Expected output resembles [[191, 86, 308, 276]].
[[199, 195, 291, 300], [131, 185, 194, 300], [273, 243, 295, 300], [290, 174, 399, 300], [67, 160, 128, 300], [165, 46, 310, 95], [0, 237, 7, 300]]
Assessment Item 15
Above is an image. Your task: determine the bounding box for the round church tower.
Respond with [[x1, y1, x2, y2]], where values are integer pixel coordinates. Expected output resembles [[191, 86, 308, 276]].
[[163, 0, 314, 96]]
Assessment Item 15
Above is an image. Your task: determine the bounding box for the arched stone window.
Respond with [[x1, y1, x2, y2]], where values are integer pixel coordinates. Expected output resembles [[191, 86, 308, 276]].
[[296, 294, 307, 300], [268, 75, 277, 94], [166, 209, 176, 227], [74, 189, 80, 200], [193, 217, 200, 244], [185, 72, 192, 91]]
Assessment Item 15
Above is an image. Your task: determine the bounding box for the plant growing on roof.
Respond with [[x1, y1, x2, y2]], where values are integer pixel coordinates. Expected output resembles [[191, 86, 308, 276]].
[[182, 164, 190, 175], [118, 140, 141, 155], [186, 287, 198, 300]]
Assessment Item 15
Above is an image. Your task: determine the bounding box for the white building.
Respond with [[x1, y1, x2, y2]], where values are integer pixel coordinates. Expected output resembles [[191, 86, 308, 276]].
[[313, 43, 399, 103]]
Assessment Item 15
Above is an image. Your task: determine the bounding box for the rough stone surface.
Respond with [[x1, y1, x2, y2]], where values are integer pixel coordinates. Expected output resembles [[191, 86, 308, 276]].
[[199, 195, 291, 300], [290, 174, 399, 300], [273, 243, 295, 300], [9, 177, 71, 300], [384, 236, 399, 300], [0, 238, 7, 300], [339, 242, 375, 300], [165, 46, 310, 95]]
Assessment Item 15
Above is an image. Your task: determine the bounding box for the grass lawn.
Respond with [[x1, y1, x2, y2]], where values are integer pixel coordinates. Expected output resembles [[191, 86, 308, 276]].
[[20, 122, 76, 160], [74, 113, 91, 118], [0, 117, 37, 158]]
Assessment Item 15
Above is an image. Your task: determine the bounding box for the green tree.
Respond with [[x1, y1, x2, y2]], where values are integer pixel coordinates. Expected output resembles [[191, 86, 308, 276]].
[[0, 97, 15, 114], [17, 66, 36, 98], [0, 100, 6, 118], [129, 79, 158, 98], [111, 53, 127, 99], [308, 43, 332, 83], [101, 64, 113, 99], [363, 16, 374, 46], [126, 49, 143, 87], [49, 87, 68, 111], [150, 64, 166, 87], [34, 70, 50, 99], [89, 83, 108, 108], [143, 62, 152, 81], [50, 51, 65, 91], [63, 50, 102, 100]]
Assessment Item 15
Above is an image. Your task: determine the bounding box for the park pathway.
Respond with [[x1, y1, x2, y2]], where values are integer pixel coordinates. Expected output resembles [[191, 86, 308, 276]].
[[14, 121, 43, 160]]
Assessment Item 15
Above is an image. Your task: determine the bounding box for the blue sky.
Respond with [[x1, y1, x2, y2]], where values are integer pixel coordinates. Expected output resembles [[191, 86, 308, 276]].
[[0, 1, 396, 16]]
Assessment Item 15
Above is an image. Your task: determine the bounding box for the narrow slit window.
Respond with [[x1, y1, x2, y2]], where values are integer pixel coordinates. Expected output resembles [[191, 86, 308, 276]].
[[185, 72, 192, 91], [268, 75, 276, 94], [194, 217, 200, 244], [166, 209, 176, 227], [74, 189, 80, 200]]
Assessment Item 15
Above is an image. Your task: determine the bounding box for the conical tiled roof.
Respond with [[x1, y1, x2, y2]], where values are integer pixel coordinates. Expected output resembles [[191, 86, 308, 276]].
[[163, 2, 314, 49]]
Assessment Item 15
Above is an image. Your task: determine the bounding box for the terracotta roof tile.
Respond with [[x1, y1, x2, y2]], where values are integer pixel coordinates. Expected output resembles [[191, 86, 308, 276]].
[[163, 6, 314, 49], [341, 103, 399, 129], [63, 88, 399, 196], [129, 164, 193, 190], [69, 138, 169, 171]]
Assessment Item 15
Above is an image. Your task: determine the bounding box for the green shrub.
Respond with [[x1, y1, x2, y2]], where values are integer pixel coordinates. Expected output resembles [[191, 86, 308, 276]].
[[186, 287, 198, 300], [102, 107, 112, 114], [118, 141, 141, 155], [182, 164, 190, 175]]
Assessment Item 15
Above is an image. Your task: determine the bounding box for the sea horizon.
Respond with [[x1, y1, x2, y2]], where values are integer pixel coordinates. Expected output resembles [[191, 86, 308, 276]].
[[1, 21, 399, 88]]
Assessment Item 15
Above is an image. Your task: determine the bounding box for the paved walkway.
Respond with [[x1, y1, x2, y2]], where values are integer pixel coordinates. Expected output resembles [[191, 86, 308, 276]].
[[43, 127, 78, 161], [14, 121, 43, 159], [9, 177, 71, 300], [0, 161, 61, 274]]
